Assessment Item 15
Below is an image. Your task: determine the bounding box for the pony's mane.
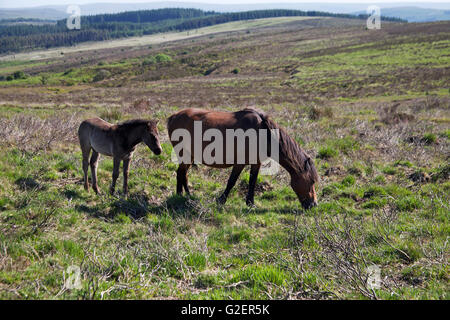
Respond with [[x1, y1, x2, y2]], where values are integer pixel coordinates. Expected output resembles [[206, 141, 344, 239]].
[[249, 109, 318, 182]]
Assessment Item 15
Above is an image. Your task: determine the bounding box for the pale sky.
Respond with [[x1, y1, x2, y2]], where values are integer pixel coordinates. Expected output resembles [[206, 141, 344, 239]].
[[1, 0, 449, 9]]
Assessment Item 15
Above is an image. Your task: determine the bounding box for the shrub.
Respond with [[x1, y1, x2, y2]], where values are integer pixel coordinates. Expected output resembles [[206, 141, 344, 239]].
[[396, 196, 423, 211], [442, 130, 450, 140], [422, 133, 437, 144], [13, 71, 26, 79], [309, 106, 333, 120], [382, 166, 397, 175], [231, 68, 240, 74], [100, 108, 122, 121], [142, 57, 156, 66], [93, 69, 111, 82], [341, 175, 356, 187], [333, 136, 359, 154], [154, 53, 172, 63], [142, 53, 172, 66], [318, 146, 338, 159]]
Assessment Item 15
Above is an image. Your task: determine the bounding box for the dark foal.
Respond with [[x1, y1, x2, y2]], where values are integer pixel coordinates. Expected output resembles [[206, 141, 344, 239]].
[[78, 118, 162, 195], [167, 108, 319, 209]]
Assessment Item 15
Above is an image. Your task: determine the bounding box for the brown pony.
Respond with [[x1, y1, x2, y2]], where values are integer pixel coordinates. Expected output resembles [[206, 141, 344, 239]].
[[167, 108, 319, 209], [78, 118, 162, 195]]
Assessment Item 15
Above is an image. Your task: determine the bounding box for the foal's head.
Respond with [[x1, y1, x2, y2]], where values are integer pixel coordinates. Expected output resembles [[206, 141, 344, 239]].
[[290, 157, 319, 210], [142, 120, 162, 155]]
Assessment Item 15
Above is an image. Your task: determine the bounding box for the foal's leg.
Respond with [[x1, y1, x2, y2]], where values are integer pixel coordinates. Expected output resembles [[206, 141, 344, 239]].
[[90, 151, 100, 194], [176, 164, 191, 195], [217, 165, 245, 205], [246, 164, 261, 206], [110, 157, 121, 195], [82, 148, 91, 191], [123, 157, 131, 196]]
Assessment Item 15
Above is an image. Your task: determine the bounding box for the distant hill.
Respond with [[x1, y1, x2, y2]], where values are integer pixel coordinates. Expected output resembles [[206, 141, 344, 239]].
[[356, 6, 450, 22], [1, 2, 450, 21], [0, 7, 66, 20], [0, 8, 405, 55]]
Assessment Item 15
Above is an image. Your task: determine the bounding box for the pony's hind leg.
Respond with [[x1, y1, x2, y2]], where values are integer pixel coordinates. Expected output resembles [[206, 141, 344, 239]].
[[246, 164, 261, 206], [217, 165, 245, 205], [176, 164, 191, 195], [123, 157, 131, 196], [90, 151, 100, 194], [110, 157, 121, 195]]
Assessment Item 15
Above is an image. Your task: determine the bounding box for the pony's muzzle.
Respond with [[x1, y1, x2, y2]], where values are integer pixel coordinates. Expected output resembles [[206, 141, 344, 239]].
[[153, 147, 162, 155], [301, 199, 318, 210]]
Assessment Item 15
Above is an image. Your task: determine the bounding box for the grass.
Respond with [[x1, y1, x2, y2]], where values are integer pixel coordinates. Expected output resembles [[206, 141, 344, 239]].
[[0, 18, 448, 300]]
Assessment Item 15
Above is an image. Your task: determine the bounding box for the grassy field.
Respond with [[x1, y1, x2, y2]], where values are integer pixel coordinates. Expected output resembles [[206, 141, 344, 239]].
[[0, 17, 448, 300]]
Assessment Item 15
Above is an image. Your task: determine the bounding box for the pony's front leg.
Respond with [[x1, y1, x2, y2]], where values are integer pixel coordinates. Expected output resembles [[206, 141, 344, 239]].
[[246, 164, 261, 206], [176, 164, 191, 195], [217, 165, 245, 205], [110, 157, 121, 195], [123, 158, 131, 196]]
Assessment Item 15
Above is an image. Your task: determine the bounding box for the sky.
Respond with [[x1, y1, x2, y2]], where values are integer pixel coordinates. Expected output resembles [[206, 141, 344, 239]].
[[1, 0, 450, 9]]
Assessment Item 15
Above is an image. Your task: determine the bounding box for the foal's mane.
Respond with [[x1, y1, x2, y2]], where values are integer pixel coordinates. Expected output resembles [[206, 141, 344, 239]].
[[116, 119, 156, 132], [248, 109, 318, 182]]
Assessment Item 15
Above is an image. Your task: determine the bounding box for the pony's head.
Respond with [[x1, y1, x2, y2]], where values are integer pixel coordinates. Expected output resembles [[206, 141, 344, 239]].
[[260, 115, 319, 210], [142, 120, 162, 155], [290, 157, 318, 210]]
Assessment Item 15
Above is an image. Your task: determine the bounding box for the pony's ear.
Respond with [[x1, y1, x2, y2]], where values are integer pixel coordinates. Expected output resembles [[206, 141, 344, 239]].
[[304, 157, 311, 172]]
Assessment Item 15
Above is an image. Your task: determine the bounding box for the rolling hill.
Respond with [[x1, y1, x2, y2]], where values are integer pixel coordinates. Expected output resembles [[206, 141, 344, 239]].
[[0, 8, 404, 55]]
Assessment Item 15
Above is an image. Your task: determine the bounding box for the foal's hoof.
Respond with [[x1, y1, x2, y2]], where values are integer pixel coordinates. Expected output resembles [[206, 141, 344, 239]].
[[246, 200, 256, 208], [217, 195, 227, 205]]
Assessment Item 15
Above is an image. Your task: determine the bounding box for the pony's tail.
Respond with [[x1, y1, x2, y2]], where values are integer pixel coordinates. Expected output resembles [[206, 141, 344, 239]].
[[166, 113, 178, 135]]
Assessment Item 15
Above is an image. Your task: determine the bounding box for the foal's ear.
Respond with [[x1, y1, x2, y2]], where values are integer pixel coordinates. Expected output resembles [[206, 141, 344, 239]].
[[148, 120, 158, 128]]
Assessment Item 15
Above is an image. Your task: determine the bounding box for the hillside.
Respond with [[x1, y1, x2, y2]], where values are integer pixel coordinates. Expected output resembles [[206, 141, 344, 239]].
[[0, 17, 448, 300], [0, 8, 404, 55]]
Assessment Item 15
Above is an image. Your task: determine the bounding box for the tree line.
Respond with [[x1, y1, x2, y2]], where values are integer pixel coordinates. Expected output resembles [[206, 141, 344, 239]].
[[0, 8, 406, 54]]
